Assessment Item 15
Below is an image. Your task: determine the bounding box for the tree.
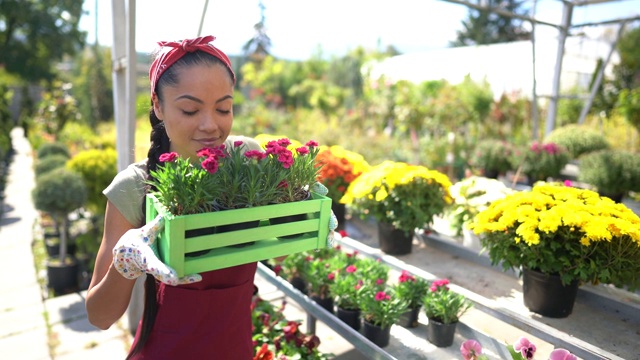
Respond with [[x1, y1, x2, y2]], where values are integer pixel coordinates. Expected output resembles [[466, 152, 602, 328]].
[[73, 46, 113, 128], [451, 0, 531, 47], [242, 0, 271, 62], [612, 26, 640, 92], [0, 0, 86, 82]]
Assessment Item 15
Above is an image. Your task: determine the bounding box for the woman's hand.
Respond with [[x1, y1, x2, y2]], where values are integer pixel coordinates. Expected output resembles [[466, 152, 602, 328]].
[[112, 215, 202, 285]]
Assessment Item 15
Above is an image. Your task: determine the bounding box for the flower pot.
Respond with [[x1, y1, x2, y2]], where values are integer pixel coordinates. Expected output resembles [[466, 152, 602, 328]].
[[45, 239, 76, 258], [46, 258, 79, 295], [522, 268, 579, 318], [288, 276, 308, 295], [310, 295, 334, 315], [363, 320, 391, 348], [427, 318, 457, 347], [269, 192, 312, 239], [398, 306, 421, 328], [331, 202, 346, 231], [377, 222, 413, 255], [336, 307, 361, 331]]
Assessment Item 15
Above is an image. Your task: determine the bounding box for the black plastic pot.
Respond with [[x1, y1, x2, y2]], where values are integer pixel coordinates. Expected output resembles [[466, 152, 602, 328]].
[[336, 307, 361, 331], [377, 222, 413, 255], [427, 318, 457, 347], [363, 320, 391, 348], [522, 268, 579, 318], [46, 258, 79, 295]]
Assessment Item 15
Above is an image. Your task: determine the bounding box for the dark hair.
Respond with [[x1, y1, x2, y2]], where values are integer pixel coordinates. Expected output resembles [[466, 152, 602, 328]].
[[126, 50, 234, 359]]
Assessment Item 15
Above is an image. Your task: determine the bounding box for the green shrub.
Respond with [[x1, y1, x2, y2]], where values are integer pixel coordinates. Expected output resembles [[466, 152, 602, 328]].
[[34, 154, 69, 178], [545, 124, 610, 159], [36, 142, 70, 160], [33, 167, 87, 216], [577, 150, 640, 200], [513, 142, 571, 183], [469, 139, 516, 177], [67, 148, 118, 214]]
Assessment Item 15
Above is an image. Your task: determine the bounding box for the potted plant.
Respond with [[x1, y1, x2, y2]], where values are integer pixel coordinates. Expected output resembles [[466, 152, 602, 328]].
[[359, 288, 408, 348], [392, 270, 430, 328], [315, 145, 370, 229], [446, 176, 514, 249], [278, 251, 311, 294], [302, 255, 337, 314], [144, 136, 332, 275], [469, 183, 640, 318], [342, 160, 453, 255], [577, 149, 640, 203], [329, 253, 365, 330], [544, 124, 610, 159], [512, 141, 571, 184], [32, 167, 87, 295], [469, 139, 516, 178], [460, 337, 578, 360], [423, 278, 472, 347]]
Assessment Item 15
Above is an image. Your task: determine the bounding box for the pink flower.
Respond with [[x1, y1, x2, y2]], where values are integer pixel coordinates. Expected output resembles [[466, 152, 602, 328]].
[[296, 146, 309, 156], [233, 140, 243, 147], [277, 138, 291, 147], [277, 149, 294, 168], [345, 265, 357, 273], [201, 156, 219, 174], [159, 152, 178, 162], [327, 272, 335, 281], [273, 264, 282, 276], [399, 270, 416, 283], [244, 150, 266, 161], [376, 278, 385, 285], [513, 337, 536, 359], [374, 291, 390, 301], [306, 140, 318, 147], [460, 339, 483, 360], [564, 179, 572, 187], [549, 349, 578, 360]]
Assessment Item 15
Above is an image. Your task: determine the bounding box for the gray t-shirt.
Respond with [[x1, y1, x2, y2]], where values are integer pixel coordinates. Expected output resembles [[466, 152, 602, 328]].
[[103, 135, 263, 227]]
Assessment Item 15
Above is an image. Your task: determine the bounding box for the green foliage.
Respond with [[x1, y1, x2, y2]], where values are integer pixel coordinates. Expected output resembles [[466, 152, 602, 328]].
[[577, 150, 640, 198], [612, 26, 640, 91], [0, 0, 85, 82], [32, 167, 87, 215], [545, 124, 610, 159], [359, 287, 408, 328], [0, 84, 14, 160], [72, 47, 113, 128], [513, 142, 570, 182], [33, 81, 81, 137], [423, 279, 471, 324], [34, 154, 68, 179], [616, 88, 640, 134], [451, 0, 531, 46], [392, 271, 430, 309], [36, 142, 70, 160], [469, 139, 516, 175], [556, 87, 585, 127], [67, 148, 118, 214]]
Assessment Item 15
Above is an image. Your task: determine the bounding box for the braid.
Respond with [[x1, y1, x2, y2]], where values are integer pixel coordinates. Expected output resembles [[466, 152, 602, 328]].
[[127, 106, 170, 359]]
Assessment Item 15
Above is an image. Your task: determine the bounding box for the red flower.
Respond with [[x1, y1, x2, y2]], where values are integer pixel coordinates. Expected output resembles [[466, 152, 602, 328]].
[[398, 270, 416, 283], [338, 230, 348, 237], [306, 140, 319, 147], [159, 152, 178, 162], [346, 265, 357, 273], [375, 291, 390, 301], [327, 272, 335, 281], [245, 150, 266, 161], [296, 146, 309, 156], [234, 140, 244, 147], [253, 343, 273, 360], [201, 156, 219, 174]]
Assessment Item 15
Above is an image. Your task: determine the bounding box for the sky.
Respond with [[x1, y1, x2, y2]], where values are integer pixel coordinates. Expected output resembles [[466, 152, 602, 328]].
[[79, 0, 640, 60]]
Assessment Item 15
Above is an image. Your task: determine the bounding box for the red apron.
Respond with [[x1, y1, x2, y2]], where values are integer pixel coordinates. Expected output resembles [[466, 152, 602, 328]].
[[128, 262, 257, 359]]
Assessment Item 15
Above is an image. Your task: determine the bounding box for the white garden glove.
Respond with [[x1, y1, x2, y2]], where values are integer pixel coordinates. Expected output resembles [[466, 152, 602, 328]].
[[312, 182, 338, 247], [113, 215, 202, 285]]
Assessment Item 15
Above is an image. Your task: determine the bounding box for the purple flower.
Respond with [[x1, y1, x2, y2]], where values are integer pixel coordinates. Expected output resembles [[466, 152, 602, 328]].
[[549, 349, 578, 360], [460, 339, 483, 360], [513, 337, 536, 359]]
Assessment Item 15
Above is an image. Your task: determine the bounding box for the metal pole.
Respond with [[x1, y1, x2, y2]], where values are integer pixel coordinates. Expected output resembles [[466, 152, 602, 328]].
[[545, 1, 573, 136], [197, 0, 209, 37], [577, 21, 627, 124], [530, 0, 539, 140]]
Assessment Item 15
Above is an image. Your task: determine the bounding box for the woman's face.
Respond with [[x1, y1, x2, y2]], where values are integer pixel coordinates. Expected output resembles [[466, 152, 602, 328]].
[[153, 63, 234, 159]]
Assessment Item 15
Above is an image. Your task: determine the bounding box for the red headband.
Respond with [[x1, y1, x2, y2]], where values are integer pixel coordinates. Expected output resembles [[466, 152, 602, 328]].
[[149, 35, 236, 97]]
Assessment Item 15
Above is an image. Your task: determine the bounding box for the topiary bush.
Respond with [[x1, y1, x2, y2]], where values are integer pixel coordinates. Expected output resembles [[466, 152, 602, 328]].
[[34, 154, 69, 179], [67, 148, 118, 214], [545, 124, 610, 159], [577, 150, 640, 202], [32, 167, 87, 261], [36, 142, 70, 160]]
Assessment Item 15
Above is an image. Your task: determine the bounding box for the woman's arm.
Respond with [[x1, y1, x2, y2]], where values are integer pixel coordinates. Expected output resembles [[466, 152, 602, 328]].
[[85, 200, 138, 330]]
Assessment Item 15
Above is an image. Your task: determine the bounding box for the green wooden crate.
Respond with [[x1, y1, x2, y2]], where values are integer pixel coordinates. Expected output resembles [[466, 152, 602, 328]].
[[146, 192, 332, 277]]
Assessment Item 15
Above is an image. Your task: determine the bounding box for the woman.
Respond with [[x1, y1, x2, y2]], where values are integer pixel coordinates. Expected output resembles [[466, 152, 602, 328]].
[[85, 35, 262, 359]]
